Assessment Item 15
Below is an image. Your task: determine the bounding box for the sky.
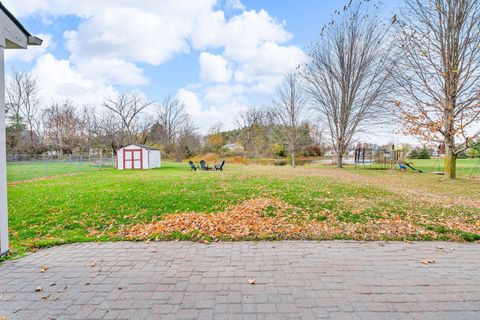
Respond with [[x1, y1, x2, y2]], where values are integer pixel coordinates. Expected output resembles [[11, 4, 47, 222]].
[[4, 0, 409, 144]]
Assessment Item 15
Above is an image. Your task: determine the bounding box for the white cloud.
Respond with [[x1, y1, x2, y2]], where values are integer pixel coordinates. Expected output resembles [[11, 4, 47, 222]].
[[31, 54, 117, 105], [5, 33, 52, 63], [71, 56, 148, 86], [199, 52, 232, 83], [204, 84, 244, 104], [177, 88, 246, 132], [4, 0, 307, 131], [234, 41, 307, 92], [225, 0, 246, 10]]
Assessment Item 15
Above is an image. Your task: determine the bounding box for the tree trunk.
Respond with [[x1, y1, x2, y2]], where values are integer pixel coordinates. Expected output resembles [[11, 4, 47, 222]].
[[291, 151, 296, 168], [336, 153, 343, 168], [444, 143, 456, 180]]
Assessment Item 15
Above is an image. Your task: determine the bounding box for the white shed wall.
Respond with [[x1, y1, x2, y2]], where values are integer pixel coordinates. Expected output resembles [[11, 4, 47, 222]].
[[149, 150, 161, 168]]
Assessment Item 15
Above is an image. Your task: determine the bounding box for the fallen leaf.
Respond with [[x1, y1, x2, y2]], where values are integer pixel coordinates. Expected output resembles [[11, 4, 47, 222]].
[[39, 266, 49, 273], [35, 286, 43, 292], [420, 259, 435, 265], [248, 279, 256, 285], [90, 261, 96, 267], [41, 295, 50, 301]]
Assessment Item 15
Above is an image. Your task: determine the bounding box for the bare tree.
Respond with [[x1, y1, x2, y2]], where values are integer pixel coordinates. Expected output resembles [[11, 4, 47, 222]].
[[103, 93, 153, 152], [303, 2, 393, 168], [236, 107, 265, 156], [173, 119, 200, 161], [156, 96, 189, 152], [272, 71, 307, 167], [395, 0, 480, 179], [43, 101, 82, 154], [99, 112, 123, 154], [6, 70, 41, 149]]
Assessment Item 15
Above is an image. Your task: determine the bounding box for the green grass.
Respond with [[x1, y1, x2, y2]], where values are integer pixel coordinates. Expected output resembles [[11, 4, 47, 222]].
[[410, 158, 479, 176], [349, 158, 479, 177], [7, 162, 111, 182], [4, 160, 480, 259]]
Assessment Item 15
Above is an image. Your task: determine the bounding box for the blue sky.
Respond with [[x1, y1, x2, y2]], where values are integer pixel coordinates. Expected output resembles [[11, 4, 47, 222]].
[[4, 0, 403, 141]]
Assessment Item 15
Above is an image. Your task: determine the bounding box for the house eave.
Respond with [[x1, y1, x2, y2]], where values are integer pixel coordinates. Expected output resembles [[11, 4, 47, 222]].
[[28, 35, 42, 46], [0, 1, 42, 48]]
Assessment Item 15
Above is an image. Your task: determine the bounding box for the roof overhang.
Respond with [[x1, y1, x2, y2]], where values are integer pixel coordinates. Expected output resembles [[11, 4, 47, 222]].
[[0, 1, 42, 49]]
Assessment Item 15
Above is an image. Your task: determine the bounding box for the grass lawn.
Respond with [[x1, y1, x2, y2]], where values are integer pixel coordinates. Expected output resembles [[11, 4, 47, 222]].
[[7, 161, 110, 182], [4, 159, 480, 259]]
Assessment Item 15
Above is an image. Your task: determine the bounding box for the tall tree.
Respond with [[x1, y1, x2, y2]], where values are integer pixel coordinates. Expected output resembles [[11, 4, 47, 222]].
[[42, 101, 82, 154], [395, 0, 480, 179], [236, 107, 265, 156], [272, 71, 307, 167], [156, 96, 189, 153], [5, 70, 41, 151], [103, 93, 153, 152], [303, 2, 393, 167]]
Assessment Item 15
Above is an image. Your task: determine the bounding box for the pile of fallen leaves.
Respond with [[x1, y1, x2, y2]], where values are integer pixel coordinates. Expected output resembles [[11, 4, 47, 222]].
[[123, 198, 305, 240], [121, 198, 447, 241]]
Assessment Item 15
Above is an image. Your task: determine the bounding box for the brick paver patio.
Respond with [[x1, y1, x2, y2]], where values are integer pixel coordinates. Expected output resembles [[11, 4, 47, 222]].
[[0, 241, 479, 319]]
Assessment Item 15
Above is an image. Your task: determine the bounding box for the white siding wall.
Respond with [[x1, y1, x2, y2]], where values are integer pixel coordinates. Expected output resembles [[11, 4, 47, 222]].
[[142, 148, 149, 169], [149, 150, 161, 168], [116, 149, 124, 170]]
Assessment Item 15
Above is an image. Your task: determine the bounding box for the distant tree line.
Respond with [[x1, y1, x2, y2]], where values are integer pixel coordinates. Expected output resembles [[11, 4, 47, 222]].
[[6, 0, 480, 180], [5, 71, 201, 159]]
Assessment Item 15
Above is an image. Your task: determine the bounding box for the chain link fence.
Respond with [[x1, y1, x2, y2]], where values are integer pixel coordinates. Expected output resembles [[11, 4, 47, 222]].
[[7, 153, 116, 182]]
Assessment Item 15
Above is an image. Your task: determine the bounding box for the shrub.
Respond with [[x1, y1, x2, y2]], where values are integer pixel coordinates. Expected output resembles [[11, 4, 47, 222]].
[[271, 143, 286, 157], [304, 144, 323, 157], [409, 149, 419, 159], [417, 147, 431, 159]]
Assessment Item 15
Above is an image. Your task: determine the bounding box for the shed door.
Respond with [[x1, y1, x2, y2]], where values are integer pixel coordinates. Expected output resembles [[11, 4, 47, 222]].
[[124, 149, 143, 169]]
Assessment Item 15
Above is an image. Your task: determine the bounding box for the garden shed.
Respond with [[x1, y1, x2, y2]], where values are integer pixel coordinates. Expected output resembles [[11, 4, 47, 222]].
[[116, 144, 161, 170]]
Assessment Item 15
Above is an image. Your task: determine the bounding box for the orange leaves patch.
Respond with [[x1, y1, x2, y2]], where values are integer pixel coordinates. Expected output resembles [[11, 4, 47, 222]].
[[120, 198, 441, 242], [124, 198, 303, 240]]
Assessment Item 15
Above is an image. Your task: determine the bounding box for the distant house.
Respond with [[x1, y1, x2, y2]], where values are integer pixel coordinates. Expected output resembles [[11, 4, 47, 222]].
[[116, 144, 161, 170], [223, 143, 244, 152]]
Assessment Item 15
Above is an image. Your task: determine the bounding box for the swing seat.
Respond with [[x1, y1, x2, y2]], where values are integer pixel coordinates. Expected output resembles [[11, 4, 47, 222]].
[[431, 171, 445, 175]]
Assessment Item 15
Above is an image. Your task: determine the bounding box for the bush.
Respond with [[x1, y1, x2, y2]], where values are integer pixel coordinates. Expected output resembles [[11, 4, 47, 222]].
[[410, 147, 430, 159], [271, 143, 285, 157], [417, 147, 431, 159], [409, 149, 419, 159], [303, 144, 323, 157]]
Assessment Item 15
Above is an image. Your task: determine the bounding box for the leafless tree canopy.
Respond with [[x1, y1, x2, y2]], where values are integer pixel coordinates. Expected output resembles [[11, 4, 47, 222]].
[[272, 71, 307, 167], [304, 3, 393, 167], [103, 93, 153, 152], [236, 107, 267, 155], [5, 70, 41, 151], [395, 0, 480, 179], [42, 101, 83, 153], [155, 96, 190, 152]]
